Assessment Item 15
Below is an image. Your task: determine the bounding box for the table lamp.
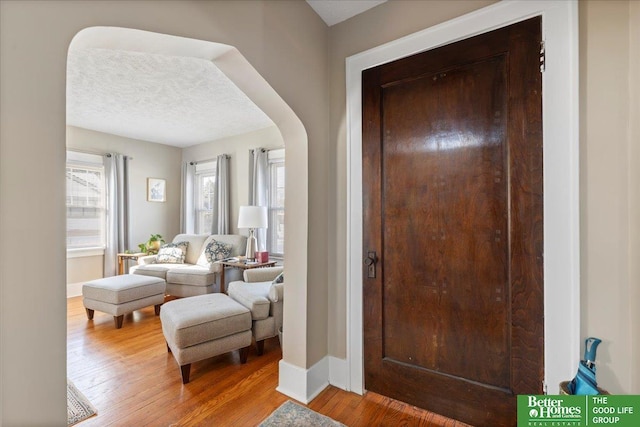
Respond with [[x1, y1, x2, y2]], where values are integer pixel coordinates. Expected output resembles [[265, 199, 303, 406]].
[[237, 205, 268, 261]]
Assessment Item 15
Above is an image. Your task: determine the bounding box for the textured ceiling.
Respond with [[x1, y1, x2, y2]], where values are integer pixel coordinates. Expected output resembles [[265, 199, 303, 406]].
[[66, 1, 388, 147], [67, 47, 275, 147], [306, 0, 387, 26]]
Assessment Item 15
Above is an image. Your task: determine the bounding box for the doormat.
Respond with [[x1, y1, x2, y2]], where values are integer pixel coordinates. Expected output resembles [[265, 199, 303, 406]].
[[67, 379, 97, 426], [259, 400, 345, 427]]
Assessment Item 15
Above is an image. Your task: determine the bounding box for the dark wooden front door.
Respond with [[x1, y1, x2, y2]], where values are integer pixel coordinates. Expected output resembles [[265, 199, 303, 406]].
[[362, 17, 543, 427]]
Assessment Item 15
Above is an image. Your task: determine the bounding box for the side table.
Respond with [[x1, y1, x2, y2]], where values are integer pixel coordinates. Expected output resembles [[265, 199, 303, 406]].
[[219, 260, 277, 293], [117, 252, 147, 275]]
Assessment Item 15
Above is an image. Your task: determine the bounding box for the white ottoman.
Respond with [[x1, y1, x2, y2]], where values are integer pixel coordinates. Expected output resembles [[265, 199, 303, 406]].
[[83, 275, 166, 329], [160, 293, 252, 384]]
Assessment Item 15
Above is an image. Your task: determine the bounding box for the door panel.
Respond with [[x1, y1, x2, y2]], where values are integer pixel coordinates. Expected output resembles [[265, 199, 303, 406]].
[[363, 17, 543, 427]]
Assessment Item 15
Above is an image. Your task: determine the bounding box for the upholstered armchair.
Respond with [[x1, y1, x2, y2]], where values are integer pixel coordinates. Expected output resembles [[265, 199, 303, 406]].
[[227, 266, 283, 355]]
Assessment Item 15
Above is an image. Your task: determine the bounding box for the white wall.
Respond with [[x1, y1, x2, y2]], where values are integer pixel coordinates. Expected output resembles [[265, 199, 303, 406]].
[[580, 0, 640, 394], [66, 254, 103, 297], [0, 1, 327, 423], [182, 125, 284, 234]]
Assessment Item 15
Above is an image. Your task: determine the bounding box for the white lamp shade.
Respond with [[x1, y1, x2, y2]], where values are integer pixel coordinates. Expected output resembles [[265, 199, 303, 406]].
[[237, 205, 268, 229]]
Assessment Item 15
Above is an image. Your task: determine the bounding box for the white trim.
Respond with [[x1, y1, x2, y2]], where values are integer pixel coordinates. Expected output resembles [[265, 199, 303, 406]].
[[328, 356, 349, 391], [194, 160, 216, 173], [268, 148, 285, 161], [66, 247, 105, 258], [66, 150, 104, 166], [66, 282, 84, 298], [346, 0, 580, 396], [276, 357, 329, 404]]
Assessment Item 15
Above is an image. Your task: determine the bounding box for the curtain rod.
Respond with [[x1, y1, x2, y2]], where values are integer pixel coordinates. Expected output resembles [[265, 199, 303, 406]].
[[189, 154, 229, 165], [67, 148, 134, 160]]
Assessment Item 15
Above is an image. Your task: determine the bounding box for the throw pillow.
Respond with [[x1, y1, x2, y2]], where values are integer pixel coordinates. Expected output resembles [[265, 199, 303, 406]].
[[156, 241, 189, 264], [272, 272, 284, 284], [204, 239, 233, 263]]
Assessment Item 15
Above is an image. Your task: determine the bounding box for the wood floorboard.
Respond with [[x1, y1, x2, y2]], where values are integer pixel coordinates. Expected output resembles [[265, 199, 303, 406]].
[[67, 296, 472, 426]]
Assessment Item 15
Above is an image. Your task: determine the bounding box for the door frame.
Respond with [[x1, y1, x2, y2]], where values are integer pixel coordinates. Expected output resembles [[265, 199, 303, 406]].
[[346, 0, 579, 395]]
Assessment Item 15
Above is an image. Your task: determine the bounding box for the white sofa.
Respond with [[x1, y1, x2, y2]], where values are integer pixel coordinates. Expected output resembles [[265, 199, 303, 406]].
[[227, 266, 283, 355], [130, 234, 247, 297]]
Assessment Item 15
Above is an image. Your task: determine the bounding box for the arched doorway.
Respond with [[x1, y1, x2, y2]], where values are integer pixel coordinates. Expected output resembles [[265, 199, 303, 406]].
[[67, 26, 309, 388]]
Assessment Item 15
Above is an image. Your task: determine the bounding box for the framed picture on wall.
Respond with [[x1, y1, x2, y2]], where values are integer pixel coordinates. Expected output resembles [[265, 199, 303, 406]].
[[147, 178, 166, 202]]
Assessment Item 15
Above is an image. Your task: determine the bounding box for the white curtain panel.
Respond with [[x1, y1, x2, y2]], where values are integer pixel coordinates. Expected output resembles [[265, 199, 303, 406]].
[[249, 148, 268, 251], [211, 154, 230, 234], [104, 153, 129, 277], [181, 162, 196, 234]]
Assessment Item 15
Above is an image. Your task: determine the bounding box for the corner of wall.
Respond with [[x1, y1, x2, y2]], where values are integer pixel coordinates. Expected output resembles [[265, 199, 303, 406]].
[[277, 358, 329, 404], [328, 356, 349, 391]]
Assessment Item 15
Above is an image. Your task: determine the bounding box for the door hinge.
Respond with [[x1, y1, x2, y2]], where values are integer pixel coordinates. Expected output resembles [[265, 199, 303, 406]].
[[540, 41, 546, 73], [543, 380, 548, 394]]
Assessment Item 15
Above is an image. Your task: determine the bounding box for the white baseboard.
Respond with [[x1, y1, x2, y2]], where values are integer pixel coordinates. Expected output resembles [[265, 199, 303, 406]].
[[67, 282, 84, 298], [328, 356, 350, 391], [277, 357, 329, 404], [276, 356, 351, 403]]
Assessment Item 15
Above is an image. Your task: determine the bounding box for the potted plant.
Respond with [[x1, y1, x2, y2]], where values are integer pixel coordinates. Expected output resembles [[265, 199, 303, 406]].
[[138, 234, 165, 254], [147, 234, 165, 252]]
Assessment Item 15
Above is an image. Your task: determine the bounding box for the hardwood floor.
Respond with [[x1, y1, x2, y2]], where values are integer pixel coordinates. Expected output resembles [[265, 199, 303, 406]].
[[67, 296, 472, 426]]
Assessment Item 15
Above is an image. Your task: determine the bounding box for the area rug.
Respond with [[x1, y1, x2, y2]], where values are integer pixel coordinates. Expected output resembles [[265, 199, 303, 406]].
[[259, 400, 345, 427], [67, 379, 97, 426]]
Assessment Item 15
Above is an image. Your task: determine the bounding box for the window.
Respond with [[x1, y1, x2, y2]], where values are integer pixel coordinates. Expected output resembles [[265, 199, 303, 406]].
[[66, 152, 105, 249], [268, 149, 285, 257], [194, 161, 216, 234]]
